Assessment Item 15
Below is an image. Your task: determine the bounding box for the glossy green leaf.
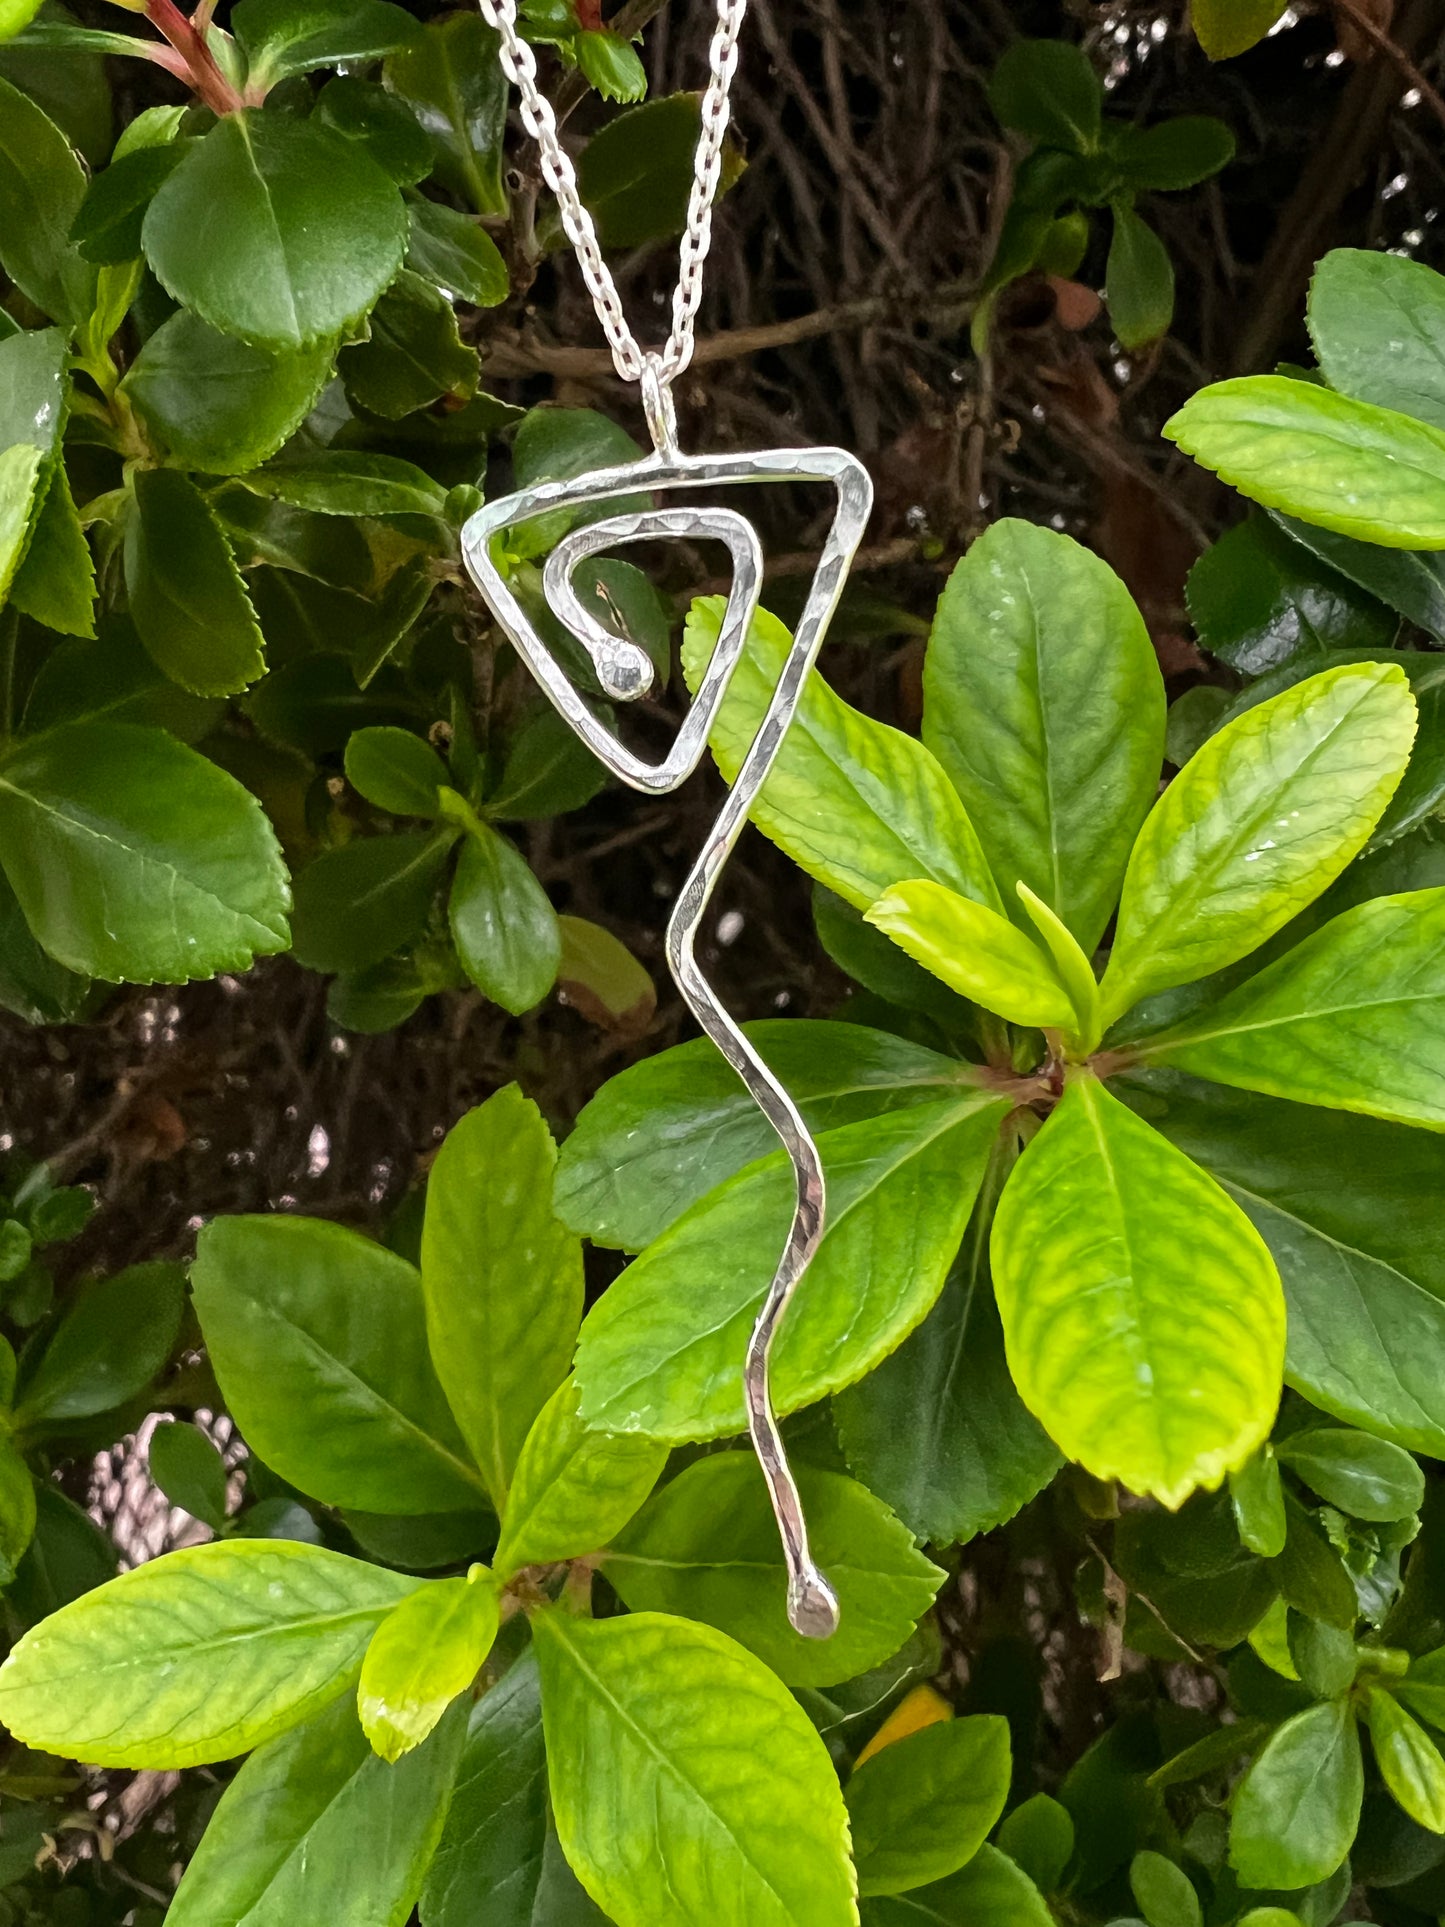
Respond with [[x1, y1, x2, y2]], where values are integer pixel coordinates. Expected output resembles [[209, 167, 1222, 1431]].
[[1397, 1645, 1445, 1731], [169, 1692, 465, 1926], [385, 12, 508, 215], [0, 444, 41, 607], [556, 1020, 970, 1252], [1187, 515, 1396, 676], [0, 77, 94, 323], [991, 1077, 1285, 1506], [191, 1213, 486, 1515], [70, 141, 187, 265], [8, 1479, 115, 1624], [833, 1159, 1061, 1547], [1146, 889, 1445, 1130], [1230, 1448, 1288, 1559], [1310, 248, 1445, 433], [448, 822, 560, 1015], [1230, 1701, 1362, 1888], [143, 112, 407, 350], [345, 726, 448, 817], [290, 829, 454, 975], [123, 468, 267, 697], [0, 324, 65, 460], [149, 1420, 228, 1532], [0, 865, 92, 1025], [121, 312, 333, 477], [1107, 206, 1175, 351], [575, 1091, 1010, 1441], [847, 1715, 1010, 1897], [249, 451, 450, 519], [923, 519, 1164, 950], [685, 597, 999, 915], [1192, 0, 1286, 55], [1366, 1687, 1445, 1833], [1165, 377, 1445, 548], [338, 267, 477, 418], [534, 1608, 856, 1927], [1113, 116, 1236, 191], [1276, 1426, 1424, 1522], [8, 461, 95, 639], [0, 1539, 420, 1768], [988, 39, 1101, 151], [494, 1378, 665, 1578], [406, 196, 508, 306], [315, 74, 432, 183], [18, 1261, 182, 1426], [1131, 1071, 1445, 1458], [577, 93, 718, 249], [866, 879, 1075, 1030], [605, 1453, 943, 1690], [996, 1794, 1074, 1891], [359, 1569, 499, 1761], [232, 0, 417, 82], [1100, 661, 1416, 1024], [0, 721, 290, 981], [421, 1085, 583, 1510], [859, 1845, 1053, 1926]]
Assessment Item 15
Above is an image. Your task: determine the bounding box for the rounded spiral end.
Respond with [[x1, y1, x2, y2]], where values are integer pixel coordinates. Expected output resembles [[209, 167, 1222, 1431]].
[[595, 642, 653, 702], [788, 1567, 841, 1640]]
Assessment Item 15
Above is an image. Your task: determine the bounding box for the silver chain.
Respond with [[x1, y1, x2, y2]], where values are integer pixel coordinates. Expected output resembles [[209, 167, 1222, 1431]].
[[477, 0, 748, 388]]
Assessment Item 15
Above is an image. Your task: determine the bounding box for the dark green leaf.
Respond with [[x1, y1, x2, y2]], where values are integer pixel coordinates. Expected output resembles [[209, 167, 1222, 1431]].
[[859, 1845, 1053, 1926], [338, 267, 477, 418], [1270, 1492, 1359, 1631], [9, 1480, 115, 1624], [70, 143, 187, 265], [214, 480, 376, 587], [121, 309, 334, 476], [148, 1420, 228, 1532], [1187, 516, 1396, 676], [1112, 116, 1235, 190], [447, 822, 560, 1015], [1310, 249, 1445, 434], [1277, 1428, 1424, 1523], [22, 617, 220, 740], [1273, 512, 1445, 643], [0, 77, 94, 323], [345, 726, 448, 816], [124, 468, 267, 697], [988, 39, 1102, 152], [18, 1261, 182, 1426], [316, 74, 433, 183], [0, 865, 91, 1025], [385, 13, 508, 216], [406, 197, 508, 307], [1231, 1448, 1288, 1559], [577, 93, 716, 249], [8, 461, 94, 639], [244, 649, 426, 756], [250, 451, 450, 520], [191, 1213, 487, 1515], [232, 0, 418, 83], [0, 324, 66, 457], [605, 1454, 943, 1690], [143, 112, 407, 350], [847, 1716, 1011, 1897], [1230, 1701, 1362, 1888], [1107, 205, 1175, 350], [290, 829, 454, 975]]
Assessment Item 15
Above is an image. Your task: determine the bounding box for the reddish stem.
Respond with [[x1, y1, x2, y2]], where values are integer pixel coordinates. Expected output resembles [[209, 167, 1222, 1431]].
[[145, 0, 242, 114]]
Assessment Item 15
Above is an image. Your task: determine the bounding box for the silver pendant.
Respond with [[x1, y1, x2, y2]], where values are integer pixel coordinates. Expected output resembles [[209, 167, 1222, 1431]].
[[461, 388, 872, 1639]]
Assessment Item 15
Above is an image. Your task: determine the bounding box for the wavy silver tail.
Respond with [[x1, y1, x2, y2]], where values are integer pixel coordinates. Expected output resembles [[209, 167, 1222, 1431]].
[[460, 441, 873, 1638]]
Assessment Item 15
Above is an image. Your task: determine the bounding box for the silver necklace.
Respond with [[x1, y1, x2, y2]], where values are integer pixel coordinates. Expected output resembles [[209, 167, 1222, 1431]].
[[463, 0, 873, 1640]]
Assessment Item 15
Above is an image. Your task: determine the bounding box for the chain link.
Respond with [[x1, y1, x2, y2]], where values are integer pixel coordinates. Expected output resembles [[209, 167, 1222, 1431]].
[[476, 0, 748, 388]]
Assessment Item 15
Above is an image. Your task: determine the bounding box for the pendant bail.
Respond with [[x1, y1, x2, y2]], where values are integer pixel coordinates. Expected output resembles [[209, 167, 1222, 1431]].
[[640, 353, 680, 459]]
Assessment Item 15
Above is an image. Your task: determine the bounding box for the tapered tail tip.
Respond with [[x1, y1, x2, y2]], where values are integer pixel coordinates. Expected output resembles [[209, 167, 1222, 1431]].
[[788, 1567, 841, 1640]]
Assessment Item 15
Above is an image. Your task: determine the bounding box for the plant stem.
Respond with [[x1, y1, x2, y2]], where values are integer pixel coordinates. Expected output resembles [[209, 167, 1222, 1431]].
[[145, 0, 242, 114]]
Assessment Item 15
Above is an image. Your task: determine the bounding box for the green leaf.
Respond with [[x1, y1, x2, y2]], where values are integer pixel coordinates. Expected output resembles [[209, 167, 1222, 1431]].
[[0, 77, 95, 323], [1107, 206, 1175, 350], [1276, 1426, 1424, 1522], [534, 1608, 856, 1927], [121, 310, 334, 476], [0, 865, 92, 1025], [420, 1085, 583, 1510], [290, 828, 454, 975], [1165, 376, 1445, 548], [865, 880, 1076, 1030], [494, 1378, 665, 1578], [1273, 510, 1445, 643], [0, 443, 41, 606], [8, 460, 94, 639], [1112, 116, 1236, 191], [996, 1793, 1074, 1891], [250, 451, 450, 519], [1187, 515, 1397, 676], [1310, 248, 1445, 434], [1230, 1448, 1288, 1559], [1145, 889, 1445, 1130], [555, 913, 654, 1032], [0, 1539, 421, 1768], [685, 598, 999, 916], [1366, 1687, 1445, 1832], [0, 1438, 35, 1583], [345, 725, 448, 817], [406, 196, 508, 307], [143, 111, 407, 350], [123, 468, 267, 697], [859, 1845, 1054, 1926], [1234, 1701, 1364, 1890], [448, 822, 560, 1015], [575, 1091, 1009, 1441], [0, 0, 45, 41], [1192, 0, 1287, 56], [22, 616, 220, 741], [575, 28, 647, 103], [0, 324, 66, 458], [555, 1020, 970, 1253], [991, 1077, 1284, 1506], [70, 141, 187, 265], [17, 1261, 182, 1426], [358, 1569, 498, 1761], [9, 1479, 114, 1623], [338, 267, 478, 418], [168, 1693, 465, 1926], [191, 1213, 486, 1515], [314, 74, 432, 184], [148, 1420, 228, 1533], [847, 1715, 1011, 1897], [1130, 1851, 1202, 1927], [922, 519, 1164, 951], [577, 93, 721, 249], [1131, 1071, 1445, 1459], [385, 12, 508, 215], [232, 0, 417, 82], [0, 721, 290, 981], [1100, 661, 1416, 1025], [988, 39, 1102, 152], [833, 1164, 1062, 1548], [605, 1453, 943, 1690]]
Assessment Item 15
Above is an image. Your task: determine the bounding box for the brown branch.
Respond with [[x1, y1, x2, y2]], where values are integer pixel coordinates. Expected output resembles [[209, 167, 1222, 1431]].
[[1330, 0, 1445, 131]]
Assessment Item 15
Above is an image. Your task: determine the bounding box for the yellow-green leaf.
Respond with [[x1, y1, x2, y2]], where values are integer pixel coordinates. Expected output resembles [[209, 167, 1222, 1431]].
[[866, 878, 1075, 1030], [358, 1569, 499, 1762]]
